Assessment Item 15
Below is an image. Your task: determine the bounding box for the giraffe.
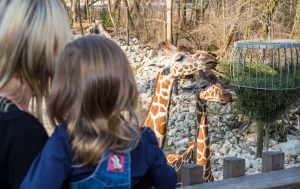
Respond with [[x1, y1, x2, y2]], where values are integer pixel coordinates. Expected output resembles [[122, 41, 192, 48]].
[[142, 42, 218, 148], [166, 69, 232, 183]]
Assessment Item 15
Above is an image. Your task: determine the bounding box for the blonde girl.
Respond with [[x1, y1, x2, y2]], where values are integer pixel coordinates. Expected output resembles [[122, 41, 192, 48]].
[[0, 0, 71, 188], [22, 36, 177, 189]]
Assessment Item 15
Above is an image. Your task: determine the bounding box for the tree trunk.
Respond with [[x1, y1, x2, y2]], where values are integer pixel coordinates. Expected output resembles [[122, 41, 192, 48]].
[[126, 6, 129, 45], [164, 0, 167, 41], [107, 0, 117, 31], [85, 0, 91, 23], [143, 1, 149, 42], [77, 0, 84, 35], [129, 0, 140, 17], [262, 0, 279, 40], [111, 0, 121, 14], [110, 0, 121, 26], [290, 0, 300, 38], [122, 0, 135, 30], [180, 0, 186, 26], [189, 0, 196, 25], [223, 0, 226, 46], [256, 120, 264, 158], [195, 0, 209, 24], [174, 0, 180, 46], [166, 0, 173, 44], [71, 0, 78, 27], [223, 0, 247, 54]]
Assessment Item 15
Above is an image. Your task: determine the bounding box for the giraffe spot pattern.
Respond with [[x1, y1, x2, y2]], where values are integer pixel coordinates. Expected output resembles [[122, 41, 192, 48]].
[[159, 97, 168, 105], [156, 116, 167, 134]]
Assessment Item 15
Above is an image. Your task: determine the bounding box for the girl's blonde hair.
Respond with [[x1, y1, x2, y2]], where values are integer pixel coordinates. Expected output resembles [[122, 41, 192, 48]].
[[0, 0, 71, 119], [48, 36, 141, 165]]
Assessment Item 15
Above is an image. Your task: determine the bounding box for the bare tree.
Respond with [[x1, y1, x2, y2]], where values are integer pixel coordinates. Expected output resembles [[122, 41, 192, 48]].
[[77, 0, 84, 35], [107, 0, 117, 31], [71, 0, 78, 27], [180, 0, 186, 26], [262, 0, 279, 39], [122, 0, 135, 30], [166, 0, 173, 44], [290, 0, 300, 38]]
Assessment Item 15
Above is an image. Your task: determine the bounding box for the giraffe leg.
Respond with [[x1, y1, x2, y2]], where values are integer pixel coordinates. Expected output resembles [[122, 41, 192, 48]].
[[203, 159, 214, 182]]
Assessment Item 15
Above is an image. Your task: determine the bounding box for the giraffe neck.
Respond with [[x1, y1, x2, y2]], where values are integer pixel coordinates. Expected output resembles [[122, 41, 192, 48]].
[[195, 93, 214, 182], [142, 71, 175, 148]]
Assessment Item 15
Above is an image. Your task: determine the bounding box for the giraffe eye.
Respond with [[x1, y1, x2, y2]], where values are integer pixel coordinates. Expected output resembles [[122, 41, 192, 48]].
[[175, 55, 185, 62]]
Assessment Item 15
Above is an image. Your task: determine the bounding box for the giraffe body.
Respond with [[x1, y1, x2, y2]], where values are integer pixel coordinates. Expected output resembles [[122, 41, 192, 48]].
[[195, 96, 214, 182], [166, 70, 232, 183]]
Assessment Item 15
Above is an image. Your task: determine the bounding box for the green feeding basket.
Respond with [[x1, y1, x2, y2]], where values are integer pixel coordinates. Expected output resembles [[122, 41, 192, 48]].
[[230, 39, 300, 123]]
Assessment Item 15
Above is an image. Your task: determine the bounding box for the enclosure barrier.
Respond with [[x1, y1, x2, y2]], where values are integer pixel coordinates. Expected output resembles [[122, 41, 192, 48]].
[[179, 151, 300, 189]]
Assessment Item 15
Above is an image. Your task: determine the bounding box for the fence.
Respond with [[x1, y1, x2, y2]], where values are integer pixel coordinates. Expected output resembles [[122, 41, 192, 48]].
[[180, 151, 300, 189]]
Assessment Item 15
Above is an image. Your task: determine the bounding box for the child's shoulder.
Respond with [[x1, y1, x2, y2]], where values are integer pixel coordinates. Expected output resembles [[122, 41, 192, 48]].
[[140, 127, 158, 145], [51, 125, 68, 139], [141, 127, 157, 143], [46, 125, 71, 152]]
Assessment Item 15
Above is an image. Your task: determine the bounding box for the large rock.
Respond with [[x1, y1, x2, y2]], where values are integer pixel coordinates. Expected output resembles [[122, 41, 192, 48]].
[[278, 140, 300, 156]]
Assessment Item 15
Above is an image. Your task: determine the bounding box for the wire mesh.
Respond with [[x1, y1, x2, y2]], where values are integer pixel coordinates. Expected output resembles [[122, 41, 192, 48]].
[[230, 39, 300, 90]]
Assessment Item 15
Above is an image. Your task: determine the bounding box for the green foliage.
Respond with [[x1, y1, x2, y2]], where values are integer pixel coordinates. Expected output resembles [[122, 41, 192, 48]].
[[101, 11, 113, 28], [234, 87, 300, 123], [230, 60, 300, 123]]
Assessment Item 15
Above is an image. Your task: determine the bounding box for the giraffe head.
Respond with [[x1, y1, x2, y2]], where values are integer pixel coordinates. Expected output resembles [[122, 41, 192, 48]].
[[198, 70, 232, 103], [158, 42, 218, 77], [184, 69, 232, 103]]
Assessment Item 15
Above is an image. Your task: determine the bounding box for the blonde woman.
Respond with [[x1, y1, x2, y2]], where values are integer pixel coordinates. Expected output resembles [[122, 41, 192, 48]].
[[0, 0, 71, 188], [21, 36, 177, 189]]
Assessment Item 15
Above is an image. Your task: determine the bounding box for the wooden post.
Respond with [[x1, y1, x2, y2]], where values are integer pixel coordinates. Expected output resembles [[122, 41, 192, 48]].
[[182, 164, 203, 186], [223, 157, 245, 179], [126, 7, 129, 46], [262, 151, 285, 172]]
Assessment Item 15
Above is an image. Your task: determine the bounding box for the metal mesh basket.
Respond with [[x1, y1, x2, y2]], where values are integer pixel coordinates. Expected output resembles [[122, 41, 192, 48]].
[[230, 39, 300, 123], [230, 39, 300, 90]]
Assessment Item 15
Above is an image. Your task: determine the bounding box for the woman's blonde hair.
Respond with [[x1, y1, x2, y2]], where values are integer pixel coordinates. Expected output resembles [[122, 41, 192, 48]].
[[48, 36, 141, 165], [0, 0, 71, 119]]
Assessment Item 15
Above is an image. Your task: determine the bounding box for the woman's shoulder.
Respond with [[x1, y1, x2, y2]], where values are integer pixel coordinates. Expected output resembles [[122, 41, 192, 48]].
[[0, 103, 48, 146]]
